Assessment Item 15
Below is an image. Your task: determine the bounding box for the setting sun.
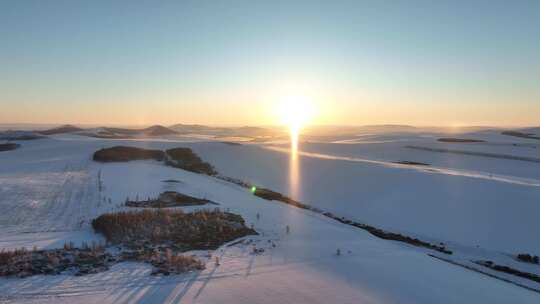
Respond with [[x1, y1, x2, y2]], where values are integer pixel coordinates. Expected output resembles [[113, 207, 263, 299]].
[[275, 95, 315, 134]]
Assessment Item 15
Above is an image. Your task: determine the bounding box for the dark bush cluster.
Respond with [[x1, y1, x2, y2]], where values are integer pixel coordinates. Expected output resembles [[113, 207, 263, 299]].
[[165, 147, 217, 175], [126, 191, 217, 208], [393, 160, 430, 166], [217, 175, 252, 188], [517, 253, 539, 264], [92, 209, 256, 250], [220, 141, 242, 146], [93, 146, 165, 162], [437, 138, 485, 143], [0, 143, 20, 152], [91, 146, 217, 175]]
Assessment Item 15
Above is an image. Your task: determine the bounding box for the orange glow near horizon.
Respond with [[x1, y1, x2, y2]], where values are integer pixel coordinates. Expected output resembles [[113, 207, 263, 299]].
[[3, 92, 540, 127]]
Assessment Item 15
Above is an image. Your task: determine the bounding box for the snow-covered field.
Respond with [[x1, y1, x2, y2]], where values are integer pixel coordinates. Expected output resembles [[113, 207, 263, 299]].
[[1, 131, 539, 303], [188, 130, 540, 254]]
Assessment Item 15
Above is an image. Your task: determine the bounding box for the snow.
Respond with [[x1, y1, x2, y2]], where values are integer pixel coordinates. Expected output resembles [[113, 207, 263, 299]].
[[0, 134, 539, 303], [187, 137, 540, 254]]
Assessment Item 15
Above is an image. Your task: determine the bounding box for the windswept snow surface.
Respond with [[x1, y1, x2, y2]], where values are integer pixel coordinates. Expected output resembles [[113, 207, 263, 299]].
[[189, 144, 540, 254], [0, 135, 539, 303]]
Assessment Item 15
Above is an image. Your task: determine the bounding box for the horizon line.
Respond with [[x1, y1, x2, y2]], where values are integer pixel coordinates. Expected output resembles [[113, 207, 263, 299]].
[[0, 122, 538, 130]]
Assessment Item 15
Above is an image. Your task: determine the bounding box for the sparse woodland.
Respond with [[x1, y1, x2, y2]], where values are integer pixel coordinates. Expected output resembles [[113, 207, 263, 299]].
[[0, 209, 255, 278], [92, 209, 255, 250], [92, 209, 255, 275]]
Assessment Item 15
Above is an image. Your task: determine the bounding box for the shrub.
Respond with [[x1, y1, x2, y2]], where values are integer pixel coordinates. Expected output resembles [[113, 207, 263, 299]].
[[165, 148, 217, 175], [517, 253, 540, 264], [93, 146, 165, 162], [0, 143, 20, 152], [150, 250, 205, 274], [125, 191, 217, 208]]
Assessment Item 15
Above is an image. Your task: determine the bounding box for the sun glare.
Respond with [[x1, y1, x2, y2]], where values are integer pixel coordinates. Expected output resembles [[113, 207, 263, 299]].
[[274, 95, 309, 202], [275, 95, 315, 134]]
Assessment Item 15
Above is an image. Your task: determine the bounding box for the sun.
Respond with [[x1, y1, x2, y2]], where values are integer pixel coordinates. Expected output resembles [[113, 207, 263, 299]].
[[275, 95, 315, 134]]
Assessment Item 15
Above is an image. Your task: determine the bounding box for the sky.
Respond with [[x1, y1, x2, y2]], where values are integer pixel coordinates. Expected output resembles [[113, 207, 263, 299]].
[[1, 0, 539, 127]]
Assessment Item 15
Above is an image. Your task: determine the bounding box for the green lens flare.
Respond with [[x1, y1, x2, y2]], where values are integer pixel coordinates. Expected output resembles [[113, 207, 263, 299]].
[[251, 186, 257, 193]]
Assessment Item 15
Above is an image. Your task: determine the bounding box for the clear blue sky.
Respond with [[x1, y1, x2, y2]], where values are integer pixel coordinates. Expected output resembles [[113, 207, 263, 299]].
[[1, 0, 539, 126]]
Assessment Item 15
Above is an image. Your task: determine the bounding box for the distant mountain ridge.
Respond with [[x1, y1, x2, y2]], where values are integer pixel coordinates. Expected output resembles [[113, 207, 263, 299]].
[[0, 130, 44, 140], [38, 124, 84, 135], [28, 124, 179, 138], [6, 123, 538, 141], [169, 124, 279, 137], [101, 125, 178, 136]]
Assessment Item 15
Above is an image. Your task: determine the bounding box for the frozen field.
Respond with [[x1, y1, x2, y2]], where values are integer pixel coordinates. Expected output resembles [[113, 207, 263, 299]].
[[188, 130, 540, 254], [0, 132, 539, 303]]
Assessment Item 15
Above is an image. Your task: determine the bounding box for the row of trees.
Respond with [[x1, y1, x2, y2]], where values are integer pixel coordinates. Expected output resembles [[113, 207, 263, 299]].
[[165, 148, 217, 175]]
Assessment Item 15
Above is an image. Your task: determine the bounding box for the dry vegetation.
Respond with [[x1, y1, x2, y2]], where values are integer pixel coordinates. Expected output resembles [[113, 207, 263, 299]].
[[0, 242, 112, 278], [126, 248, 205, 275], [1, 209, 254, 278], [92, 209, 255, 250], [92, 209, 255, 275]]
